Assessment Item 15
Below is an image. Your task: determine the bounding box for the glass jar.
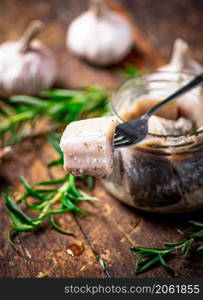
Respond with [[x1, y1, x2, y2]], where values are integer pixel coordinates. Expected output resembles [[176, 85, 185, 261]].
[[102, 71, 203, 213]]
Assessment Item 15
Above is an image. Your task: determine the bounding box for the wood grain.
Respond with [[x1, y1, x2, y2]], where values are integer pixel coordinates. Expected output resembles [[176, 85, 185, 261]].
[[0, 0, 203, 278]]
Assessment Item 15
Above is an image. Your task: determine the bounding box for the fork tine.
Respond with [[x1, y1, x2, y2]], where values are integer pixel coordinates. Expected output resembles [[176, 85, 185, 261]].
[[114, 131, 120, 138], [114, 132, 123, 140], [114, 135, 126, 142], [114, 140, 133, 148], [114, 138, 130, 146]]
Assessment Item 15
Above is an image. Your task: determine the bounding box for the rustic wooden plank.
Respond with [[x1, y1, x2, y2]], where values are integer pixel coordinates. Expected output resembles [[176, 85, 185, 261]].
[[0, 138, 105, 278], [34, 137, 106, 278], [39, 137, 137, 278], [1, 128, 202, 278], [0, 142, 35, 278], [127, 208, 203, 278], [38, 136, 203, 278]]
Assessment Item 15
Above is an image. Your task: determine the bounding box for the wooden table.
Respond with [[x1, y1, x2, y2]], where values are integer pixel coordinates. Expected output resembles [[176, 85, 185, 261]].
[[0, 0, 203, 278]]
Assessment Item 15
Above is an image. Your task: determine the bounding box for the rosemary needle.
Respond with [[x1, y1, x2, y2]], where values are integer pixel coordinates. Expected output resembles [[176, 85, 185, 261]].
[[131, 221, 203, 274], [0, 87, 109, 147]]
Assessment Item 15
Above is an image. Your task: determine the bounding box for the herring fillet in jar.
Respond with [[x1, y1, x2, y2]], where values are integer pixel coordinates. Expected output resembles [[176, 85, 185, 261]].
[[60, 39, 203, 213], [102, 71, 203, 213]]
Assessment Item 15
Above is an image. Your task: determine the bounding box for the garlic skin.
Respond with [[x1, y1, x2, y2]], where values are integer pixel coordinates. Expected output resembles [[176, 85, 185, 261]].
[[147, 39, 203, 130], [148, 39, 203, 100], [0, 21, 57, 96], [67, 0, 133, 66], [159, 38, 202, 74]]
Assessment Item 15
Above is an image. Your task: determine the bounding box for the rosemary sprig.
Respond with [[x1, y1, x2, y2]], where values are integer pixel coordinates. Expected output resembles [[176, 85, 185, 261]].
[[5, 174, 97, 251], [0, 87, 109, 146], [4, 133, 97, 251], [131, 221, 203, 274], [0, 66, 142, 148]]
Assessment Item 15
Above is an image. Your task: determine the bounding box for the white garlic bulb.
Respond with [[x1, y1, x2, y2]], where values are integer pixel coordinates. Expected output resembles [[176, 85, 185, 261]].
[[148, 39, 203, 128], [159, 38, 202, 74], [0, 20, 57, 96], [148, 39, 203, 97], [67, 0, 133, 66]]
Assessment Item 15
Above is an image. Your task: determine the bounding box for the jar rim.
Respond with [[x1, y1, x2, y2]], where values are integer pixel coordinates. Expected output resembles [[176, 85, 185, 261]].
[[111, 70, 203, 140]]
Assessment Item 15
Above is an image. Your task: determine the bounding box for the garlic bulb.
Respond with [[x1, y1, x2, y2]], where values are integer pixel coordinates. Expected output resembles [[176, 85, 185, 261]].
[[0, 20, 57, 96], [148, 39, 203, 128], [148, 39, 203, 97], [67, 0, 133, 66], [159, 38, 202, 74]]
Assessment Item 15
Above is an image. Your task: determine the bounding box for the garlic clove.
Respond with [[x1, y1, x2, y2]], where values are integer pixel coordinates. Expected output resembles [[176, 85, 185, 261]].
[[148, 115, 194, 135], [0, 20, 57, 96], [67, 0, 133, 66]]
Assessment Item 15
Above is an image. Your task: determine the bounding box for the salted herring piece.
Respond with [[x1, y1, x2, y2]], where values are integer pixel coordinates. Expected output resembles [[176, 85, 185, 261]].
[[60, 117, 117, 179], [148, 116, 167, 135], [148, 115, 194, 136]]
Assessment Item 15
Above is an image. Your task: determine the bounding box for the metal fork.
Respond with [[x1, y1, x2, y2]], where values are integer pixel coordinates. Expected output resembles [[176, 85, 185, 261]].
[[114, 72, 203, 148]]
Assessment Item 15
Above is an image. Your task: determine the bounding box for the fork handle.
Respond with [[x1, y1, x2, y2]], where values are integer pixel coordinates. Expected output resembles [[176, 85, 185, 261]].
[[146, 72, 203, 117]]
